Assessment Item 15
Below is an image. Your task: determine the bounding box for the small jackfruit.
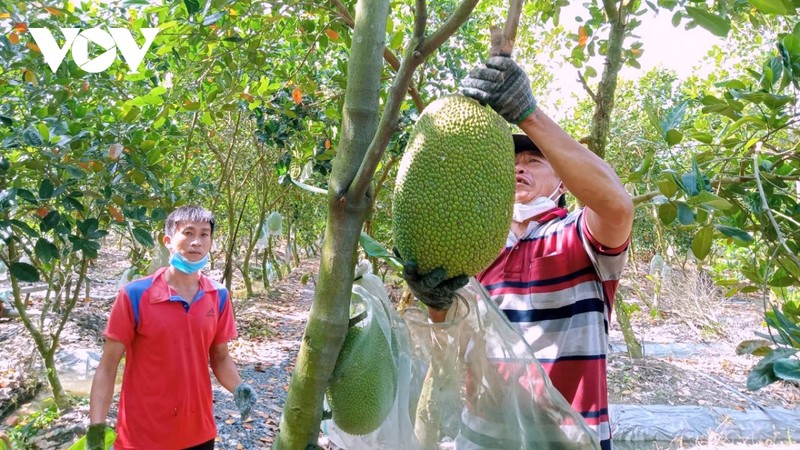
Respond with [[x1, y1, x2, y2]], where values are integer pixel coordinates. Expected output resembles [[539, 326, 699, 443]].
[[393, 94, 515, 278], [326, 295, 398, 435]]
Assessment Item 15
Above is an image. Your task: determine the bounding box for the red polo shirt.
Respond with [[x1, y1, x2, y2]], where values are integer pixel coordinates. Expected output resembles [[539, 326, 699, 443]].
[[104, 267, 237, 450]]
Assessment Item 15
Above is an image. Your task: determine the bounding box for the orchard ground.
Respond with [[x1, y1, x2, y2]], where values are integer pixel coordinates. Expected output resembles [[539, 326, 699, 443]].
[[0, 241, 798, 449]]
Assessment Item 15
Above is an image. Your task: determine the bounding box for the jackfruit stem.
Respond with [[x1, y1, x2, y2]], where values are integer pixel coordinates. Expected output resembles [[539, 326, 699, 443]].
[[348, 310, 368, 328]]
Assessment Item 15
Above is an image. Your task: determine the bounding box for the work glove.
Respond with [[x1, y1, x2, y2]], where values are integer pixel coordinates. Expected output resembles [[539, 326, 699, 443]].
[[85, 423, 106, 450], [459, 56, 537, 124], [234, 382, 257, 421], [402, 259, 469, 311]]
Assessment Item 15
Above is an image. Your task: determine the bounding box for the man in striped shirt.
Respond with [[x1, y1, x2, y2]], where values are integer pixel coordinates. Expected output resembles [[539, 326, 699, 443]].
[[405, 56, 633, 449]]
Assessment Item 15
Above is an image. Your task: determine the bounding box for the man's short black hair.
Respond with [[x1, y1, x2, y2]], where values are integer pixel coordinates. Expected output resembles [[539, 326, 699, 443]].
[[165, 205, 215, 236], [513, 134, 543, 156]]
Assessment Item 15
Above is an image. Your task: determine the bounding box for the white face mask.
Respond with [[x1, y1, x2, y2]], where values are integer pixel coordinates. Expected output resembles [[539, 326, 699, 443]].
[[512, 184, 562, 223]]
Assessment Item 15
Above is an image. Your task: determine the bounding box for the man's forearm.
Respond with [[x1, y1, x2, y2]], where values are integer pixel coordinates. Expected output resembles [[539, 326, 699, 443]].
[[211, 355, 243, 393], [518, 109, 630, 215], [89, 366, 117, 424]]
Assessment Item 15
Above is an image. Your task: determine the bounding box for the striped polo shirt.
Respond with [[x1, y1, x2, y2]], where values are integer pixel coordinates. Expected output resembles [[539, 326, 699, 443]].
[[477, 207, 628, 450]]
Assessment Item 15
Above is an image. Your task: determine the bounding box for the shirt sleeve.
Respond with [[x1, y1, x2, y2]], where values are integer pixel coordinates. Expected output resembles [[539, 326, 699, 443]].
[[104, 289, 136, 346], [213, 290, 238, 345], [576, 209, 630, 282]]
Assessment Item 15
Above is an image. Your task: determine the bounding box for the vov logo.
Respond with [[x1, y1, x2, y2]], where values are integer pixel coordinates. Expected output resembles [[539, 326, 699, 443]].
[[28, 27, 161, 73]]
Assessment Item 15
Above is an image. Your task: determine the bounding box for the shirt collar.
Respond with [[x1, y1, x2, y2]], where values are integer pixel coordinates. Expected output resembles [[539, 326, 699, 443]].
[[148, 266, 217, 303]]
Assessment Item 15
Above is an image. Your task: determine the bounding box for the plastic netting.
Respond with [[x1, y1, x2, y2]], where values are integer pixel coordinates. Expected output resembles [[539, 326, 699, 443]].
[[323, 267, 599, 449]]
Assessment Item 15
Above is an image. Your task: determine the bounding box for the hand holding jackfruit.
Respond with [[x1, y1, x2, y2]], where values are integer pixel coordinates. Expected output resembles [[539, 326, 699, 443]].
[[393, 94, 515, 288], [459, 56, 537, 124], [402, 259, 468, 311]]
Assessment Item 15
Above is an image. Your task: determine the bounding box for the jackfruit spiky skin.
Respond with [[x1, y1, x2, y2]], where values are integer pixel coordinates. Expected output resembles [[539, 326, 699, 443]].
[[393, 94, 515, 278], [326, 311, 398, 435]]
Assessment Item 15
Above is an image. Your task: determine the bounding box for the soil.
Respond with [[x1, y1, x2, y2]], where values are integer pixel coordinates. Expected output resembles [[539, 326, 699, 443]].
[[1, 244, 799, 449], [607, 264, 800, 412]]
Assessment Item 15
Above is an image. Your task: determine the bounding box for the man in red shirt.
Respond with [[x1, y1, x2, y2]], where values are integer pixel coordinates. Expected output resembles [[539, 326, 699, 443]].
[[86, 205, 256, 450]]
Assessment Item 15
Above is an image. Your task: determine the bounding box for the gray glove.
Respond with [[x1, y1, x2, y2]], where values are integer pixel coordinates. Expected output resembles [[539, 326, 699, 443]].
[[85, 423, 106, 450], [234, 382, 257, 421], [459, 56, 537, 124], [402, 259, 468, 311]]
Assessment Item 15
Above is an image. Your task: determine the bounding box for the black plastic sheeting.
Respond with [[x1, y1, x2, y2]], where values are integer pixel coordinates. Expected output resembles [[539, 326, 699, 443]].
[[610, 404, 800, 448]]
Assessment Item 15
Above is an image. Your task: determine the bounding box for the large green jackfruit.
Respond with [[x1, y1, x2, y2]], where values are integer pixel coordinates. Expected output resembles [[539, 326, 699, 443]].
[[326, 295, 398, 435], [393, 94, 515, 278]]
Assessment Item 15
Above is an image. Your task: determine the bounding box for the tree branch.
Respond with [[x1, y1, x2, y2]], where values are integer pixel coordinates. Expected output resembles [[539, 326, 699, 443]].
[[602, 0, 618, 20], [331, 0, 425, 112], [417, 0, 479, 56], [490, 0, 524, 56], [753, 143, 800, 270], [350, 0, 480, 197], [631, 174, 800, 205], [414, 0, 427, 40], [577, 70, 597, 103]]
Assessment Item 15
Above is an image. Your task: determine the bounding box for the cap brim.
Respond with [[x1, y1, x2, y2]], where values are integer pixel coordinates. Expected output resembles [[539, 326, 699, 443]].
[[512, 134, 543, 155]]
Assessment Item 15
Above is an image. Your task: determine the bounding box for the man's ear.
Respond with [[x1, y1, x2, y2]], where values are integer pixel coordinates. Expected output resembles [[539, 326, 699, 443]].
[[162, 234, 172, 249]]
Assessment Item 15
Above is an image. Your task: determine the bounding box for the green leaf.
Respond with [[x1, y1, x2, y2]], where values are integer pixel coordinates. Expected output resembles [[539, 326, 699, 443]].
[[34, 238, 59, 263], [685, 6, 731, 37], [690, 132, 713, 144], [39, 179, 54, 199], [680, 172, 700, 196], [735, 339, 774, 357], [715, 225, 754, 243], [747, 348, 799, 390], [646, 108, 663, 135], [359, 232, 402, 271], [11, 219, 39, 238], [40, 211, 61, 233], [63, 196, 84, 211], [661, 100, 687, 131], [677, 202, 695, 225], [657, 203, 677, 225], [747, 0, 791, 14], [184, 0, 200, 14], [10, 262, 40, 282], [132, 227, 155, 248], [657, 173, 678, 198], [691, 225, 713, 260], [696, 191, 732, 210], [774, 358, 800, 382], [747, 361, 778, 391], [17, 188, 38, 204], [665, 129, 683, 146], [22, 127, 44, 147]]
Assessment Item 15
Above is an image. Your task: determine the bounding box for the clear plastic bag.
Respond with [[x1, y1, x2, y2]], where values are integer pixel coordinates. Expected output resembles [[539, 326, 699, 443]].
[[323, 266, 418, 448], [324, 271, 599, 449]]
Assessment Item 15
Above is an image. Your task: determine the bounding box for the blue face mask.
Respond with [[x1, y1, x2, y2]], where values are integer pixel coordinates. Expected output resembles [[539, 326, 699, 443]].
[[169, 252, 209, 275]]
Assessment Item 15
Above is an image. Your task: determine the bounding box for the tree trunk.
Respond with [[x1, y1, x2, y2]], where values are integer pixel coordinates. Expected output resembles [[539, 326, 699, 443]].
[[274, 0, 389, 447], [587, 2, 627, 159], [6, 240, 71, 410], [587, 2, 644, 358], [614, 288, 643, 358]]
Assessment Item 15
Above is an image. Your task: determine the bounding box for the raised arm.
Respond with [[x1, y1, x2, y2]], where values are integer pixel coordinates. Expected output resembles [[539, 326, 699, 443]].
[[517, 110, 633, 248], [460, 55, 633, 248]]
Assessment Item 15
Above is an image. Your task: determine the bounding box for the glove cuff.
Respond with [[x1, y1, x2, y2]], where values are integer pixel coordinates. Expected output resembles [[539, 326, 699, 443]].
[[515, 105, 537, 124]]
